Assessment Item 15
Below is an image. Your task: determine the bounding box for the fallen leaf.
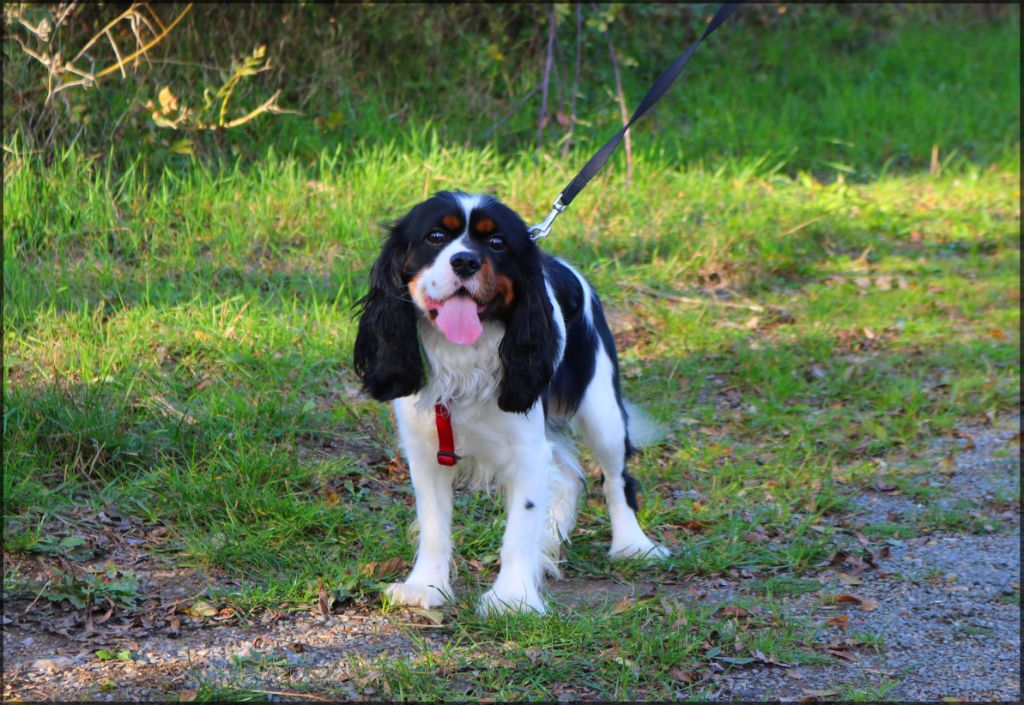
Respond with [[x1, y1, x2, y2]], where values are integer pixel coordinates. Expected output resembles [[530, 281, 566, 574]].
[[824, 648, 856, 662], [362, 557, 407, 579], [179, 689, 197, 702], [941, 452, 956, 475], [953, 429, 976, 450], [804, 688, 841, 697], [184, 600, 218, 618], [826, 614, 849, 629], [874, 477, 898, 492], [716, 604, 750, 618], [612, 596, 635, 615], [317, 578, 331, 618], [408, 607, 444, 626], [859, 598, 878, 612], [837, 573, 863, 586], [669, 667, 697, 683], [715, 656, 756, 665]]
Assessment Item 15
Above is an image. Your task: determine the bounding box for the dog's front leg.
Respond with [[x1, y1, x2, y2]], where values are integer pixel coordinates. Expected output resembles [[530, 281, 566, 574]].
[[385, 448, 455, 609], [478, 441, 551, 616]]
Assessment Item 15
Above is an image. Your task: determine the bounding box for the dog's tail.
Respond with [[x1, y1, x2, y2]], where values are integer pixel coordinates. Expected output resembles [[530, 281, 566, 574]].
[[542, 428, 584, 579], [624, 401, 668, 449]]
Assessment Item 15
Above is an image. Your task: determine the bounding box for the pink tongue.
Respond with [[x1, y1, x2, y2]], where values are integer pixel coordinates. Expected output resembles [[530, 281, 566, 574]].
[[434, 296, 483, 345]]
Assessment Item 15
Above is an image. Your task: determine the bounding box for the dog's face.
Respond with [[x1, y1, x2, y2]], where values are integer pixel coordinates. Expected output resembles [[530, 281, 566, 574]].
[[353, 191, 560, 413], [402, 193, 531, 344]]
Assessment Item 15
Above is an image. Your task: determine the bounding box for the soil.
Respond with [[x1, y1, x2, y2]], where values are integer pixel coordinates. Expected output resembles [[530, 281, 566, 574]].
[[3, 417, 1019, 702]]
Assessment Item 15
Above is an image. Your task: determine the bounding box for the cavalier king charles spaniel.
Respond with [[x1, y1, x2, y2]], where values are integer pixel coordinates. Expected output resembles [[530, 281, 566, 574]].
[[354, 191, 668, 615]]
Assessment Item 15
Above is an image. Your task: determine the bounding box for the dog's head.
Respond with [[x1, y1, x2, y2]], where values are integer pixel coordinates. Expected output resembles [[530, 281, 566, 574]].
[[353, 191, 560, 413]]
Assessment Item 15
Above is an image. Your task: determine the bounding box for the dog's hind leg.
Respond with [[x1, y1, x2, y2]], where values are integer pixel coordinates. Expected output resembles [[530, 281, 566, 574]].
[[576, 345, 669, 561]]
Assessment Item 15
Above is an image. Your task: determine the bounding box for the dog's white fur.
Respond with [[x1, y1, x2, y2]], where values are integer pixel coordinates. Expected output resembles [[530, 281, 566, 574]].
[[382, 196, 668, 616]]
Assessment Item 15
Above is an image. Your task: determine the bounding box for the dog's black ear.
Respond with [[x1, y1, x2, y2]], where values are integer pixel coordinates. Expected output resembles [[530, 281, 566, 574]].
[[498, 259, 560, 413], [353, 235, 424, 401]]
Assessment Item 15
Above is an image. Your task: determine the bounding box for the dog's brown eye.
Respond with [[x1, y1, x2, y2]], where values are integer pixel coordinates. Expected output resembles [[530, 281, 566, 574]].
[[425, 231, 447, 245], [488, 236, 506, 252]]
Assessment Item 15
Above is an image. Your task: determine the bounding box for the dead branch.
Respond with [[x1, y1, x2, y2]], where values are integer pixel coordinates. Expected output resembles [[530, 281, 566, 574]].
[[537, 5, 557, 151]]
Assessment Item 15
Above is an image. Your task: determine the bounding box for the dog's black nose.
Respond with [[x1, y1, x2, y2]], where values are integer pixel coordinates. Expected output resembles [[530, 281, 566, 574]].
[[450, 251, 482, 278]]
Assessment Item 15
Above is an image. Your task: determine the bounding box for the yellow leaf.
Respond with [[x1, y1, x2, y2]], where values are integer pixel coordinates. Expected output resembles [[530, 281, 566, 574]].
[[158, 85, 178, 115], [184, 599, 218, 618], [170, 139, 193, 156]]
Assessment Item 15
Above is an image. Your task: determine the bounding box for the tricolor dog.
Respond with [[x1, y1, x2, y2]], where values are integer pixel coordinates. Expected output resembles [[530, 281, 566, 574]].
[[354, 190, 668, 615]]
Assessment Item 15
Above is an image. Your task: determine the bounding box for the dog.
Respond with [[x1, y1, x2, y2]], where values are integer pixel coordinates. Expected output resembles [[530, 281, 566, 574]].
[[354, 190, 668, 615]]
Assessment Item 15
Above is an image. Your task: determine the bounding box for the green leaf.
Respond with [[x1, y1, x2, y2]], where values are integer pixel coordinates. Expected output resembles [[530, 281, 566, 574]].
[[169, 139, 194, 156]]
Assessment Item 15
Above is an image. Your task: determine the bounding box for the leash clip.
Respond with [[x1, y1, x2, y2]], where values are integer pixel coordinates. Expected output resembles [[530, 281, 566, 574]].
[[528, 193, 567, 241]]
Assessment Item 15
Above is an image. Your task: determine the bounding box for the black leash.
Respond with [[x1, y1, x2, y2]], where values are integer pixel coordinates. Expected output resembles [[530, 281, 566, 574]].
[[529, 2, 741, 240]]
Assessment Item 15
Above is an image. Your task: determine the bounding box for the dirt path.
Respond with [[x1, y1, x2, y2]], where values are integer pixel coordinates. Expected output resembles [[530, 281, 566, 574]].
[[4, 419, 1019, 702]]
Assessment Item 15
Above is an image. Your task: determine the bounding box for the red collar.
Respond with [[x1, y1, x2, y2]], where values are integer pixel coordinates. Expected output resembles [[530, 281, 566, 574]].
[[434, 404, 459, 466]]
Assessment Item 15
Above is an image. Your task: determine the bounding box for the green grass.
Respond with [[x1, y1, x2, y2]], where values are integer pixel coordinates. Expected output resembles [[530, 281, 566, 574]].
[[3, 7, 1020, 702]]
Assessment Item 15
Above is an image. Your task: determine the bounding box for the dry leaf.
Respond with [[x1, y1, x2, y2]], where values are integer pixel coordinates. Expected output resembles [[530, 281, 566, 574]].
[[612, 596, 635, 615], [317, 578, 331, 618], [362, 557, 407, 579], [825, 614, 849, 629], [717, 604, 750, 618], [824, 648, 856, 662], [941, 452, 956, 475], [874, 477, 898, 492], [184, 600, 218, 618], [408, 607, 444, 626], [837, 573, 863, 586], [953, 429, 976, 450], [669, 667, 698, 683], [158, 85, 179, 115]]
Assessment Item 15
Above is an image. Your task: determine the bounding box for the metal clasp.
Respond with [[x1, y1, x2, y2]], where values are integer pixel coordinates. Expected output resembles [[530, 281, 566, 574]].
[[528, 193, 567, 241]]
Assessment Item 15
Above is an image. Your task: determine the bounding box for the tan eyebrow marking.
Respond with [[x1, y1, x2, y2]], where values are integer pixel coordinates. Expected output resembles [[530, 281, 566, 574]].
[[476, 218, 496, 234], [442, 214, 462, 230]]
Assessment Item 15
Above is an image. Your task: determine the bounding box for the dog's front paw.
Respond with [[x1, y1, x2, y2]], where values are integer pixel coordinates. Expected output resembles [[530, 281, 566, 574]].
[[384, 581, 451, 609], [608, 539, 671, 562], [477, 586, 546, 616]]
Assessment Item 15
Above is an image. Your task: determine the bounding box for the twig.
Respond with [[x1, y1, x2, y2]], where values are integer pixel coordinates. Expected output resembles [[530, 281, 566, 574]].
[[22, 580, 53, 615], [142, 2, 168, 33], [598, 14, 632, 184], [627, 283, 783, 314], [778, 216, 824, 238], [104, 29, 127, 79], [219, 90, 299, 129], [480, 87, 538, 142], [70, 4, 146, 66], [247, 689, 334, 703], [91, 4, 192, 80], [537, 5, 557, 151], [562, 4, 583, 158]]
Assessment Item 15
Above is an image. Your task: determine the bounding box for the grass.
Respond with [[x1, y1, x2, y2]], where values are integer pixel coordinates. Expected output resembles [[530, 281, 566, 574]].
[[3, 6, 1020, 702]]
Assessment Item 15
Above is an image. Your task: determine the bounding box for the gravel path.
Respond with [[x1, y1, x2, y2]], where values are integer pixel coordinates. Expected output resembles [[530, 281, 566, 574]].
[[4, 418, 1019, 702]]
